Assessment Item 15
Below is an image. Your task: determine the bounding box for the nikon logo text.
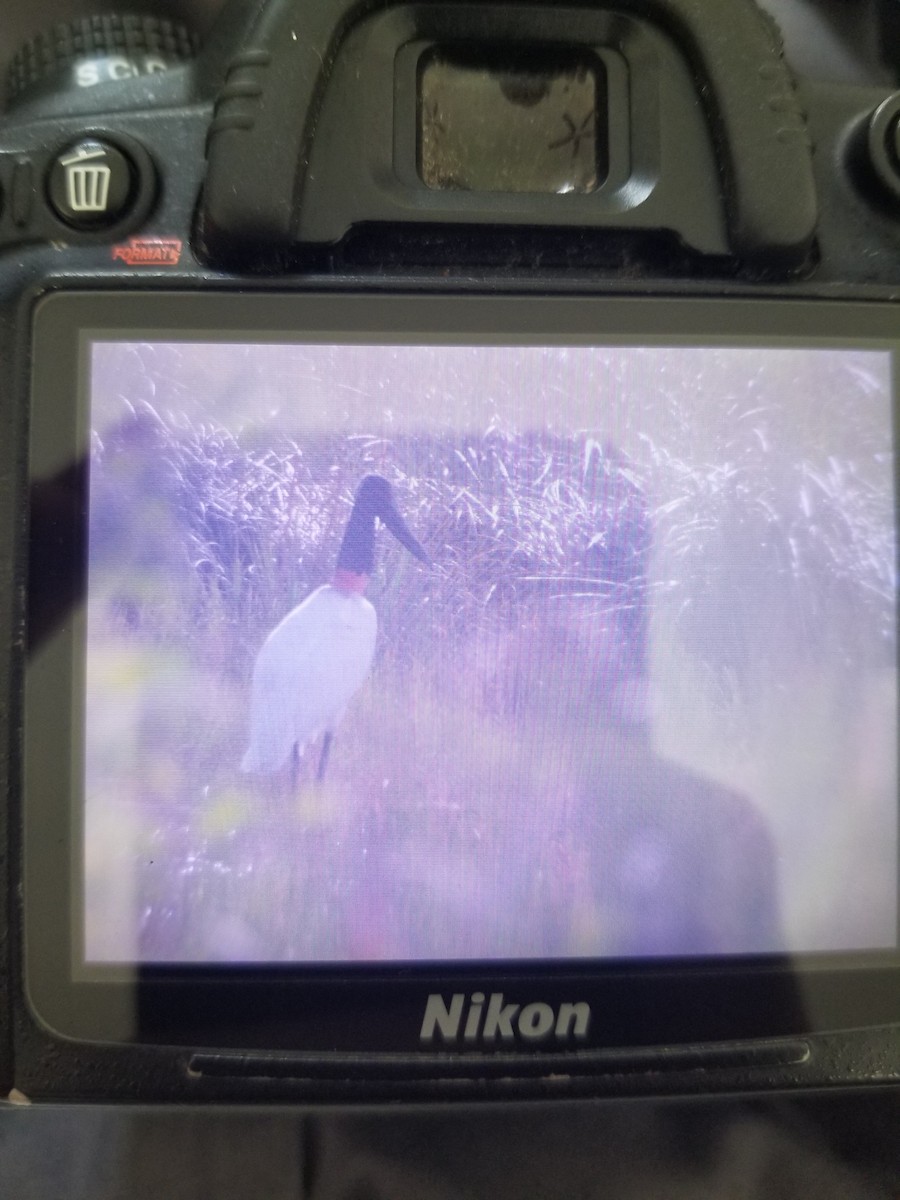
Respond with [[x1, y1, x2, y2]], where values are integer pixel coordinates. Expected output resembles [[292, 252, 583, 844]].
[[420, 993, 591, 1045]]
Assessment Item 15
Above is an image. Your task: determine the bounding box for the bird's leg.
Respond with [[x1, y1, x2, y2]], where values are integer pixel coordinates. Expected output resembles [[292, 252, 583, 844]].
[[317, 732, 333, 783]]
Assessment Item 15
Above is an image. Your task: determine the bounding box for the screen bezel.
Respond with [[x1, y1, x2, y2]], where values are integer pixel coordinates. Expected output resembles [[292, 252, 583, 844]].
[[24, 289, 900, 1052]]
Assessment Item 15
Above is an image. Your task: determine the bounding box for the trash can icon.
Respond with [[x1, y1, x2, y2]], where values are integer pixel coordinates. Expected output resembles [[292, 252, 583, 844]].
[[60, 146, 112, 214]]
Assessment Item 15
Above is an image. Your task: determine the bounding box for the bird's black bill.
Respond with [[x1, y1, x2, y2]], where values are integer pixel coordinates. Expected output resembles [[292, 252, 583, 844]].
[[381, 503, 431, 565]]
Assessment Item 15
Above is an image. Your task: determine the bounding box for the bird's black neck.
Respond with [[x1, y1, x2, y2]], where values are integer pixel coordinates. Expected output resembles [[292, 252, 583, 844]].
[[336, 507, 376, 575]]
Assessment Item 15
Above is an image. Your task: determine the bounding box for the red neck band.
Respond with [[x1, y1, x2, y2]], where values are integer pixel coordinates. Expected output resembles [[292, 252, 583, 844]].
[[333, 569, 369, 594]]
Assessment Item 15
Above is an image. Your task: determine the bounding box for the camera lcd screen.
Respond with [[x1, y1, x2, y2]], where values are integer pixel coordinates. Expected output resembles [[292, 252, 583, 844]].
[[70, 316, 897, 971]]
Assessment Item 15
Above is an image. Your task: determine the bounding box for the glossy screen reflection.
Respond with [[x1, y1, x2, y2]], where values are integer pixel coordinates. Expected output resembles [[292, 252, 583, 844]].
[[83, 341, 898, 965], [418, 49, 605, 193]]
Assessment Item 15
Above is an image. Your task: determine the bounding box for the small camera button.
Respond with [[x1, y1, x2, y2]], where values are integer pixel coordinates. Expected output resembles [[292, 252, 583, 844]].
[[47, 138, 135, 228], [11, 158, 34, 227], [889, 115, 900, 169], [864, 94, 900, 202]]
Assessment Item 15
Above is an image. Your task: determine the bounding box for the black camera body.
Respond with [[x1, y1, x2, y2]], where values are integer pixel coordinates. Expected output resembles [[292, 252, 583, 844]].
[[1, 0, 900, 1104], [4, 0, 900, 280]]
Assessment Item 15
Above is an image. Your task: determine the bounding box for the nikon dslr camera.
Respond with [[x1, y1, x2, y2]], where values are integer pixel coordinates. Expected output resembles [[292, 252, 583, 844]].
[[1, 0, 899, 1103]]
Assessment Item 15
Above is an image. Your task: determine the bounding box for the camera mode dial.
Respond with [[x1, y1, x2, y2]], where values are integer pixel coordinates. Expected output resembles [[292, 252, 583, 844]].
[[6, 14, 196, 110]]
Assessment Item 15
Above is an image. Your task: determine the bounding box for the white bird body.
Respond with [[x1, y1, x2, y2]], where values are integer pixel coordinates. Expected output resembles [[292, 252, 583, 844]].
[[241, 474, 428, 781], [241, 584, 377, 774]]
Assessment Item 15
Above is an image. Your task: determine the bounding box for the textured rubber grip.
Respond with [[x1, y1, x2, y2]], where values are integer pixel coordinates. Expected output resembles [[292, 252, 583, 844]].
[[645, 0, 815, 264], [201, 0, 816, 266]]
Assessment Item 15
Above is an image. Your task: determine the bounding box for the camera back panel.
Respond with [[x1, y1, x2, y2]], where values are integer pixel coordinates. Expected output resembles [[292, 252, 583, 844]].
[[1, 0, 900, 1104]]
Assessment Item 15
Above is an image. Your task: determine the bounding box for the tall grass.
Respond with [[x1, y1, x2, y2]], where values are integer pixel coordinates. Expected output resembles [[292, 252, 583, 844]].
[[88, 396, 894, 689]]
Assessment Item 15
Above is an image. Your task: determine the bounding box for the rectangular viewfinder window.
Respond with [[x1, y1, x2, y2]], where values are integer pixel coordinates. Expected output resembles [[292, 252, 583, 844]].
[[418, 48, 606, 193], [68, 329, 897, 969]]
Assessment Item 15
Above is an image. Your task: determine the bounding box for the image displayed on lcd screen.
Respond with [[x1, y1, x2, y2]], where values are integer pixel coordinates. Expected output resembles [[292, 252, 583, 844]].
[[83, 340, 898, 966]]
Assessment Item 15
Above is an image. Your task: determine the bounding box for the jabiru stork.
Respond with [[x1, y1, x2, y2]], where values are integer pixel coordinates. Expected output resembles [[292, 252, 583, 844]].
[[241, 474, 429, 783]]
